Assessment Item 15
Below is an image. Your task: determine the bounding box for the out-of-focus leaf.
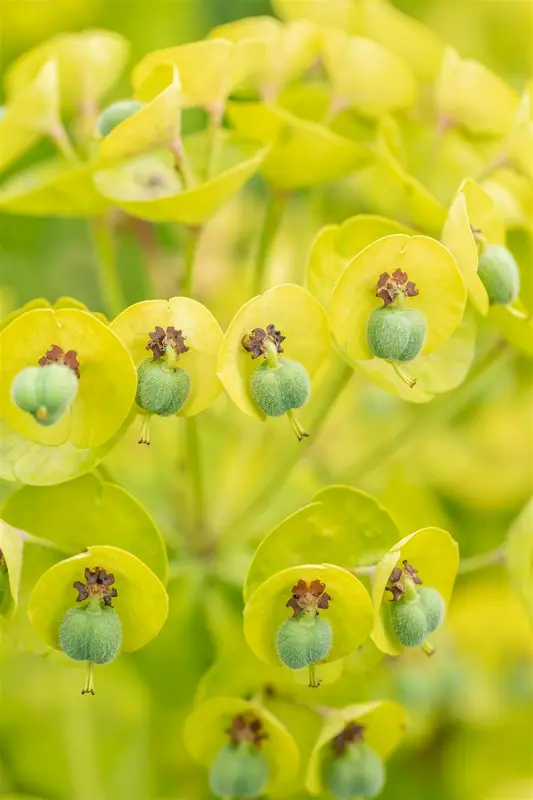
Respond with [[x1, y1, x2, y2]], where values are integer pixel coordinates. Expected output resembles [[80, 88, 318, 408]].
[[506, 498, 533, 622]]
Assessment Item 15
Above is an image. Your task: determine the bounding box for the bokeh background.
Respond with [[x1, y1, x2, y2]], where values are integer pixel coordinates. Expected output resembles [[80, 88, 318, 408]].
[[0, 1, 532, 799]]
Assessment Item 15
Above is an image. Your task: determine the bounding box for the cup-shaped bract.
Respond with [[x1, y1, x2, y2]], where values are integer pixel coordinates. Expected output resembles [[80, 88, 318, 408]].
[[371, 527, 459, 656], [132, 38, 263, 110], [94, 132, 268, 225], [272, 0, 361, 31], [0, 307, 136, 449], [5, 30, 129, 112], [322, 29, 417, 118], [243, 563, 373, 667], [217, 284, 329, 420], [110, 297, 223, 417], [306, 700, 406, 795], [99, 66, 181, 163], [329, 234, 466, 363], [28, 545, 168, 653], [435, 48, 518, 137], [226, 100, 370, 189], [184, 697, 300, 794], [0, 521, 23, 615], [209, 16, 319, 100]]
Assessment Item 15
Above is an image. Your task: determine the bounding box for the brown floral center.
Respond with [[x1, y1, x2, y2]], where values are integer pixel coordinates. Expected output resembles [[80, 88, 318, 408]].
[[286, 578, 333, 618], [225, 713, 268, 750], [242, 324, 285, 360], [38, 345, 80, 378], [376, 269, 419, 307], [332, 722, 365, 756], [145, 325, 189, 362], [73, 567, 118, 607], [386, 559, 422, 602]]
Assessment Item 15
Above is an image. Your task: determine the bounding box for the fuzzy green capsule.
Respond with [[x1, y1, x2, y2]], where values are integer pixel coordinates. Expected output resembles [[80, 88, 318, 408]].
[[209, 744, 269, 799], [251, 358, 310, 418], [477, 244, 520, 306], [98, 100, 144, 136], [11, 363, 78, 426], [136, 359, 190, 416], [59, 604, 122, 665], [324, 743, 385, 800], [276, 613, 332, 670], [389, 597, 428, 648], [417, 586, 445, 634], [367, 307, 426, 362]]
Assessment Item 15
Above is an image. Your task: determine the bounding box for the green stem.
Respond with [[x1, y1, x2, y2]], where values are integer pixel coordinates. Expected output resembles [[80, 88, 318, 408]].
[[203, 103, 223, 181], [185, 416, 208, 554], [182, 226, 202, 296], [50, 122, 79, 163], [458, 546, 505, 575], [253, 189, 287, 295], [308, 663, 319, 688], [89, 217, 125, 319]]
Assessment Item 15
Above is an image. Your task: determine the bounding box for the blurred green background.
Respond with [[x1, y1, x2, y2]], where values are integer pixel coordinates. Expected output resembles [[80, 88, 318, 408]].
[[0, 2, 532, 800]]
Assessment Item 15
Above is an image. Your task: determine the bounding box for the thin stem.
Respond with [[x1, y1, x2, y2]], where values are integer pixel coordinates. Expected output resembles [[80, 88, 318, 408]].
[[50, 122, 79, 164], [182, 226, 202, 296], [421, 640, 436, 657], [82, 662, 95, 695], [253, 189, 287, 295], [170, 138, 193, 189], [185, 416, 208, 554], [389, 360, 417, 388], [458, 545, 505, 575], [203, 103, 223, 181], [287, 409, 309, 441], [89, 217, 125, 319], [308, 663, 320, 688]]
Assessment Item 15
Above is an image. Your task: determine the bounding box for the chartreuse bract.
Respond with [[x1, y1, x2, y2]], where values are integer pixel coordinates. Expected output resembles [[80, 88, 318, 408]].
[[306, 700, 406, 798], [0, 521, 23, 617], [28, 545, 168, 694], [243, 563, 373, 687], [329, 233, 467, 389], [110, 297, 222, 444], [1, 307, 136, 449], [372, 527, 459, 656], [217, 284, 329, 440]]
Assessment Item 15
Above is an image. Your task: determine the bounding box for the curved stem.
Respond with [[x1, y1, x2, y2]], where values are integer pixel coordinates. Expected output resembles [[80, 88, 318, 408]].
[[89, 217, 125, 319], [50, 122, 79, 164], [185, 416, 208, 554], [203, 103, 223, 181], [458, 546, 505, 575], [182, 226, 202, 296], [253, 189, 286, 295]]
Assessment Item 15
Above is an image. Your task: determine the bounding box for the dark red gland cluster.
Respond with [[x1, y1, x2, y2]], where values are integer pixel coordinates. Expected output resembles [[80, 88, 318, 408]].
[[376, 269, 419, 307], [226, 713, 269, 750], [146, 325, 189, 361], [332, 722, 365, 756], [242, 324, 285, 360], [286, 578, 333, 618], [73, 567, 118, 607], [385, 559, 422, 602], [38, 345, 80, 378]]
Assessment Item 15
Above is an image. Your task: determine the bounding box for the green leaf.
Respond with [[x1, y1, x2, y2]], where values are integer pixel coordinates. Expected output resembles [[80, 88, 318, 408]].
[[506, 498, 533, 622], [1, 473, 168, 582], [244, 486, 401, 601]]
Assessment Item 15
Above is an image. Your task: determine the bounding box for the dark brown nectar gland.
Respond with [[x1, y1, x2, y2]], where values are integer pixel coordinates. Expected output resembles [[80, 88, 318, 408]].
[[332, 723, 365, 756], [242, 324, 285, 360], [376, 269, 419, 308], [145, 325, 189, 362], [285, 578, 333, 618], [225, 713, 269, 750], [38, 344, 80, 377], [73, 567, 118, 607], [385, 560, 422, 602]]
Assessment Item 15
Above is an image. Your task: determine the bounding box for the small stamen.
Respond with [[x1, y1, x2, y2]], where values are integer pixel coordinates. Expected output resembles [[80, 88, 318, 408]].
[[376, 270, 419, 307], [146, 326, 189, 362], [138, 415, 151, 445], [386, 559, 423, 602], [73, 567, 118, 607], [286, 578, 332, 618], [242, 324, 285, 359]]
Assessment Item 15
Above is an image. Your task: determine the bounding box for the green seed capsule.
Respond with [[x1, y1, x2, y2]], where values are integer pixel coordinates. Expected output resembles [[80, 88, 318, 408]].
[[324, 743, 386, 800], [417, 586, 445, 634], [209, 744, 269, 799], [136, 360, 191, 416], [251, 358, 310, 417], [98, 100, 144, 136], [59, 604, 122, 665], [389, 598, 428, 648], [276, 613, 332, 670], [11, 363, 78, 426], [477, 244, 520, 305], [367, 307, 426, 362]]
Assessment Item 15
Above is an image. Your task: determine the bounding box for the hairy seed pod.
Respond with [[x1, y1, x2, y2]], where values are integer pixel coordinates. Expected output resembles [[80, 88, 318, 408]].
[[11, 363, 78, 426], [59, 604, 122, 665], [389, 598, 428, 648], [417, 586, 445, 634], [324, 743, 386, 800], [477, 244, 520, 306], [136, 360, 191, 416], [367, 307, 426, 362], [276, 614, 332, 670], [209, 744, 269, 799], [98, 100, 144, 136], [250, 358, 310, 417]]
